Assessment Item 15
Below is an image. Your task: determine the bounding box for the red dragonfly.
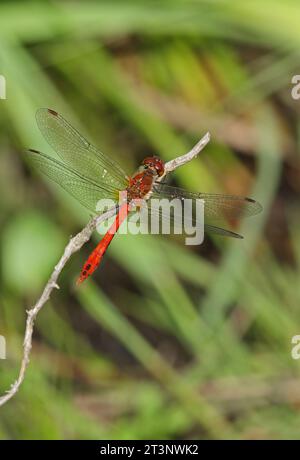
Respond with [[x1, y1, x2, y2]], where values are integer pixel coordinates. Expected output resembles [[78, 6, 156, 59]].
[[28, 108, 262, 284]]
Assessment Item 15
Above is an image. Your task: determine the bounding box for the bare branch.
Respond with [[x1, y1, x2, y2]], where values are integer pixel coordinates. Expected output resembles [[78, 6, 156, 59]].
[[0, 208, 116, 407], [0, 133, 210, 407], [163, 132, 210, 175]]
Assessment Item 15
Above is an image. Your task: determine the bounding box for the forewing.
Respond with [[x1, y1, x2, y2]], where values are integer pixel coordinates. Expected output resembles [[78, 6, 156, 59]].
[[36, 108, 129, 191], [152, 183, 262, 221], [145, 197, 242, 238]]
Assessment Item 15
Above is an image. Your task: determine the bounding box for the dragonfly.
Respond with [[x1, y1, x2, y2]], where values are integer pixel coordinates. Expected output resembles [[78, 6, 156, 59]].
[[28, 108, 262, 284]]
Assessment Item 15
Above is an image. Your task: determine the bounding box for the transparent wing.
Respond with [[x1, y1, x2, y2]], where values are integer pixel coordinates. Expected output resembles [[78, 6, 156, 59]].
[[36, 108, 129, 191], [203, 224, 243, 238], [152, 183, 262, 221], [28, 149, 118, 212], [143, 199, 243, 238], [146, 182, 262, 238]]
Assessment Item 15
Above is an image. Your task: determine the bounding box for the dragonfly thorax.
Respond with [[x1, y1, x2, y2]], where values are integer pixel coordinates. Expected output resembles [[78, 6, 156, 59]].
[[127, 169, 156, 200], [126, 156, 165, 200]]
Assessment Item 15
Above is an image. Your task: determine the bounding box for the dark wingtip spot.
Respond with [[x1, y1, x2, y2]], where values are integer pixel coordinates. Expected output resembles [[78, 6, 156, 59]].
[[245, 197, 255, 203], [28, 149, 39, 153], [48, 108, 58, 116]]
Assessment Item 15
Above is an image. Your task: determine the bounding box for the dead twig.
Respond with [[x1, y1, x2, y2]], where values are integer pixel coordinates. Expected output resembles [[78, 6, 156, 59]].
[[0, 133, 210, 407]]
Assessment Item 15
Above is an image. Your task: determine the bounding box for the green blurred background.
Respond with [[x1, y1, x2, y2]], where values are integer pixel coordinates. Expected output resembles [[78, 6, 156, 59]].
[[0, 0, 300, 440]]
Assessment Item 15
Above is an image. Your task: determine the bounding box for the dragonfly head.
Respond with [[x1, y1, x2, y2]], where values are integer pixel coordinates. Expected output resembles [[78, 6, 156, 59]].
[[142, 156, 165, 177]]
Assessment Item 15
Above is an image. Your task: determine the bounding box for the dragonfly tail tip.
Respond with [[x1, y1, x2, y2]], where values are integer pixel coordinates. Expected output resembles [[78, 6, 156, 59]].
[[76, 277, 83, 286]]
